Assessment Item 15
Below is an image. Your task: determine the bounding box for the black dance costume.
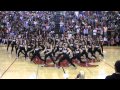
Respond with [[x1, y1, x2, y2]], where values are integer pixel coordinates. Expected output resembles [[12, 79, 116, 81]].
[[11, 39, 17, 54], [81, 46, 91, 60], [87, 45, 97, 59], [58, 47, 76, 67], [93, 44, 104, 57], [55, 46, 64, 61], [25, 44, 34, 58], [31, 46, 44, 61], [17, 44, 26, 58], [44, 46, 56, 65], [71, 47, 85, 63], [7, 38, 12, 51], [0, 38, 2, 44]]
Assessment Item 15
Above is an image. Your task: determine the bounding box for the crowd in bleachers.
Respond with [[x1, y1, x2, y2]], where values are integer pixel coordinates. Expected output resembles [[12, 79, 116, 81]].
[[0, 11, 120, 46]]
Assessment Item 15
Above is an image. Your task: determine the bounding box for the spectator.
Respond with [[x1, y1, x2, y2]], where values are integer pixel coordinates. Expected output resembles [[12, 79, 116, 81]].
[[119, 35, 120, 46], [0, 11, 120, 46], [115, 35, 119, 46], [83, 26, 88, 36], [110, 37, 115, 46], [93, 28, 97, 39], [103, 25, 108, 37], [103, 37, 108, 46], [105, 60, 120, 79]]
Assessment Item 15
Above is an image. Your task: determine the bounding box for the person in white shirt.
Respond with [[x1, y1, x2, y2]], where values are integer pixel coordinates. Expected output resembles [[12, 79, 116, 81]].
[[60, 21, 64, 27], [83, 27, 88, 36], [76, 28, 80, 34], [34, 21, 37, 25], [93, 28, 97, 39], [75, 24, 80, 34], [103, 26, 108, 37], [75, 11, 79, 18], [103, 37, 108, 46], [100, 27, 104, 36], [68, 31, 72, 40], [46, 25, 50, 31]]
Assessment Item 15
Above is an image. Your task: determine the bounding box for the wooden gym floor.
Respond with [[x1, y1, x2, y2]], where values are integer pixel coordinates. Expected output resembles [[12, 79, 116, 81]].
[[0, 45, 120, 79]]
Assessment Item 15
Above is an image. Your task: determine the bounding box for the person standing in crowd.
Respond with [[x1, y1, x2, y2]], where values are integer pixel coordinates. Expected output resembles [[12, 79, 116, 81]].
[[83, 26, 88, 36], [115, 35, 119, 46], [119, 35, 120, 46], [103, 36, 108, 46], [103, 25, 108, 37], [110, 36, 115, 46], [93, 28, 97, 39]]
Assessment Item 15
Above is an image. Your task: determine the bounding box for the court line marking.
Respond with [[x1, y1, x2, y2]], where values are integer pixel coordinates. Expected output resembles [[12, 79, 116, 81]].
[[0, 58, 17, 79], [103, 61, 114, 69], [62, 67, 66, 74], [86, 66, 93, 74], [36, 64, 39, 79]]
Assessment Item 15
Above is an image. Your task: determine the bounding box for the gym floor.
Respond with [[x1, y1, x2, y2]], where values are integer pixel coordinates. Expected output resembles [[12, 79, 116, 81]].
[[0, 46, 120, 79]]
